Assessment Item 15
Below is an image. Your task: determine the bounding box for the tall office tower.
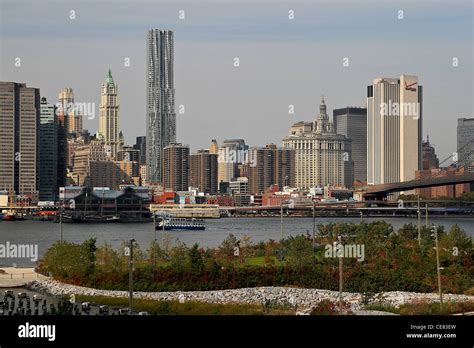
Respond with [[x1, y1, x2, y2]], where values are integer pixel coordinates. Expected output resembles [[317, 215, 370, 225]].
[[133, 136, 146, 165], [189, 149, 218, 194], [217, 139, 248, 186], [283, 97, 352, 189], [275, 146, 296, 189], [99, 69, 120, 158], [71, 139, 108, 186], [117, 146, 140, 163], [367, 75, 422, 185], [248, 145, 275, 195], [223, 139, 248, 151], [209, 139, 219, 154], [71, 138, 136, 189], [58, 88, 82, 135], [0, 82, 40, 199], [163, 143, 189, 191], [422, 135, 439, 170], [333, 107, 367, 183], [39, 97, 58, 201], [218, 147, 236, 185], [146, 29, 176, 184], [457, 118, 474, 171], [57, 112, 68, 191], [247, 144, 295, 194]]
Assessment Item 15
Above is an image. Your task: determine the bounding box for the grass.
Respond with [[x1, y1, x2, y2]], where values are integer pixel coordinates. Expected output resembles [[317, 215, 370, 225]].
[[76, 295, 295, 315], [244, 256, 281, 266], [364, 301, 474, 315]]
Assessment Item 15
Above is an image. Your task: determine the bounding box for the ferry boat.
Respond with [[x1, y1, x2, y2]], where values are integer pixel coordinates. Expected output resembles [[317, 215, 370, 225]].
[[154, 216, 205, 231]]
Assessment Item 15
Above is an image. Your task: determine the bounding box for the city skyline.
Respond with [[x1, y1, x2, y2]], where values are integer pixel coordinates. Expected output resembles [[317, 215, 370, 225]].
[[1, 0, 472, 161]]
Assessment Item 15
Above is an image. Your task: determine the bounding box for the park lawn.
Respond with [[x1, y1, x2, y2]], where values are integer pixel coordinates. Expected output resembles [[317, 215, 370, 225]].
[[244, 256, 280, 266], [76, 295, 295, 315]]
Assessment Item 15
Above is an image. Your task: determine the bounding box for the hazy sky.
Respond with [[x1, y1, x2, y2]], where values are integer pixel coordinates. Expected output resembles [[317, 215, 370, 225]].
[[0, 0, 472, 162]]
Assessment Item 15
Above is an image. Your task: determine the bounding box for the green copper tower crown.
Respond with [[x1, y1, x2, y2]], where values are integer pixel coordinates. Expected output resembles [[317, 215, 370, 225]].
[[105, 68, 114, 85]]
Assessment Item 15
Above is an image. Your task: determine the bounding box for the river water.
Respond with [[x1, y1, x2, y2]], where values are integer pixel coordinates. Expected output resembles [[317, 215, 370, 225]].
[[1, 216, 474, 266]]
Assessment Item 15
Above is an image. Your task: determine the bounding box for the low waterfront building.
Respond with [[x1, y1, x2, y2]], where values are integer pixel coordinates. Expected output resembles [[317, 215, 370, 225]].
[[149, 203, 220, 218], [59, 186, 151, 221]]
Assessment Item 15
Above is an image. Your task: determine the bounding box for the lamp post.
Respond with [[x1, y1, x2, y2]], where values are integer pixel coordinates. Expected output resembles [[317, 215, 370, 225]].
[[425, 204, 428, 227], [432, 225, 443, 309], [312, 198, 316, 249], [152, 213, 156, 269], [162, 214, 165, 246], [417, 196, 421, 246], [337, 235, 343, 315], [280, 200, 284, 241], [128, 239, 135, 313], [59, 198, 63, 244]]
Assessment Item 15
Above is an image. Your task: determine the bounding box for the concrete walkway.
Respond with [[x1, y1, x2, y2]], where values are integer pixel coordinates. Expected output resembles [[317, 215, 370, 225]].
[[0, 267, 49, 287]]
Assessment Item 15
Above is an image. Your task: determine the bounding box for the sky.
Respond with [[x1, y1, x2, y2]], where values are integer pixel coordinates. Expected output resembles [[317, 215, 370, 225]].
[[0, 0, 472, 162]]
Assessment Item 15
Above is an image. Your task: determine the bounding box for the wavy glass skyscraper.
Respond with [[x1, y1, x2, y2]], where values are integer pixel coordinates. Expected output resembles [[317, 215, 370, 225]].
[[146, 29, 176, 184]]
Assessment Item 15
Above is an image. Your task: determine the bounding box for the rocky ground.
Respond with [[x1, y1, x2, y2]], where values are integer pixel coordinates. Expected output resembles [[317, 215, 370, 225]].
[[26, 279, 474, 314]]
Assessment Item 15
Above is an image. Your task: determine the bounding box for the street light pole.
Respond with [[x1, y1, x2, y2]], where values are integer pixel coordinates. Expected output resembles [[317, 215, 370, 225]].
[[59, 199, 63, 244], [338, 235, 343, 315], [128, 239, 135, 313], [162, 214, 165, 247], [312, 199, 316, 249], [425, 204, 428, 227], [417, 196, 421, 246], [433, 225, 443, 309], [280, 200, 283, 241], [153, 214, 156, 269]]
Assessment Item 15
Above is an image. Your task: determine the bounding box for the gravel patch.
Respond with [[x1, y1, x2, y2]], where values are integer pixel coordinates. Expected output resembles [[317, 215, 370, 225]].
[[26, 279, 474, 312]]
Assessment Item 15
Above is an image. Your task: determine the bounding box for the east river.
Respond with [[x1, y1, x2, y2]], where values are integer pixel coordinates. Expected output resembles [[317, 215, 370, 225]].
[[1, 216, 474, 266]]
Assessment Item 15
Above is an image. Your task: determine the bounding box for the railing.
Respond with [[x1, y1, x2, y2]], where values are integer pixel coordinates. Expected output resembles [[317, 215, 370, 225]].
[[0, 272, 44, 279]]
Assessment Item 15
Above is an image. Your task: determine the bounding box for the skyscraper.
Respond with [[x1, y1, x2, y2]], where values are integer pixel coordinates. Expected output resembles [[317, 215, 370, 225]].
[[209, 139, 219, 154], [422, 135, 439, 170], [457, 118, 474, 171], [134, 136, 146, 165], [333, 107, 367, 183], [283, 97, 352, 189], [189, 149, 218, 194], [217, 139, 248, 188], [58, 88, 82, 135], [39, 97, 58, 201], [247, 144, 295, 195], [146, 29, 176, 184], [99, 69, 120, 158], [163, 143, 189, 191], [0, 82, 40, 199], [367, 75, 422, 185]]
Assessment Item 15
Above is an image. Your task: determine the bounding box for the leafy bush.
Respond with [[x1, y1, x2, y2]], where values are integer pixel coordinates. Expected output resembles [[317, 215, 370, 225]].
[[38, 223, 473, 294]]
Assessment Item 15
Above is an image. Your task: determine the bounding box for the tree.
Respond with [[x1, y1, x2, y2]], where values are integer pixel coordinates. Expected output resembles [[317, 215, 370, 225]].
[[284, 235, 314, 269], [187, 243, 204, 273]]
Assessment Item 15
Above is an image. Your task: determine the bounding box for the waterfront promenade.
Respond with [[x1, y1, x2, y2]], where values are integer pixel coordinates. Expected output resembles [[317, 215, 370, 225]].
[[0, 267, 49, 288]]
